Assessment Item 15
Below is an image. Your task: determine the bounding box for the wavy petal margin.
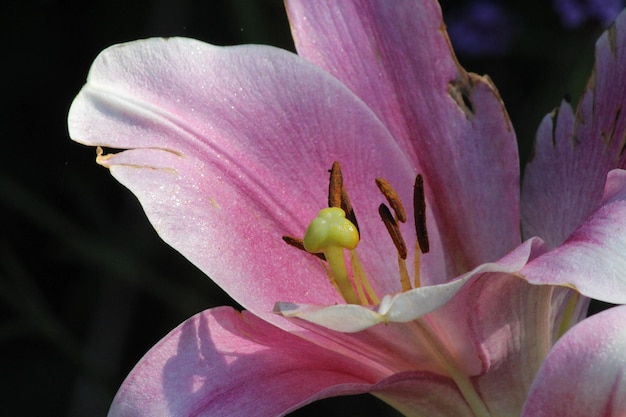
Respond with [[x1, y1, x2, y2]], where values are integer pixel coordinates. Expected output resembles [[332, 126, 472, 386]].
[[522, 9, 626, 247], [521, 169, 626, 303]]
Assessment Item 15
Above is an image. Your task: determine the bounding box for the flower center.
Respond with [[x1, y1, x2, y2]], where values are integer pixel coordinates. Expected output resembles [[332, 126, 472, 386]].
[[283, 162, 430, 306]]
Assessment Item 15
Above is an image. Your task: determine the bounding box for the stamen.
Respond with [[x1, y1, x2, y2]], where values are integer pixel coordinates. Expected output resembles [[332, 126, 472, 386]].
[[289, 164, 427, 305], [414, 248, 422, 288], [413, 174, 430, 254], [328, 161, 359, 233], [350, 250, 380, 305], [328, 161, 343, 208], [282, 235, 326, 261], [303, 207, 360, 304], [350, 252, 369, 305], [378, 204, 407, 259], [375, 178, 407, 222], [379, 204, 412, 292], [341, 187, 359, 234]]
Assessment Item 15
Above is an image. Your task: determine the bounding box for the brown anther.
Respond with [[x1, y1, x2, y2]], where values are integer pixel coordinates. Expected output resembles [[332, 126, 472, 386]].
[[340, 187, 359, 234], [328, 161, 343, 208], [378, 204, 407, 259], [413, 175, 430, 254], [282, 235, 326, 261], [328, 161, 359, 234], [375, 178, 407, 223]]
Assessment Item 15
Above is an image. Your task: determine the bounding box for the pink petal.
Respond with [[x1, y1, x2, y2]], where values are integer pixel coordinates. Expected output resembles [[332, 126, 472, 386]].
[[522, 9, 626, 247], [373, 372, 475, 417], [286, 0, 521, 279], [276, 238, 541, 332], [521, 305, 626, 417], [272, 239, 549, 402], [469, 276, 557, 415], [68, 37, 421, 326], [422, 245, 584, 416], [109, 307, 382, 417], [521, 169, 626, 303]]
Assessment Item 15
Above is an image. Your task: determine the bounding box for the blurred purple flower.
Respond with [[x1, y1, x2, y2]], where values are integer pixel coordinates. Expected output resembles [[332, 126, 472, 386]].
[[554, 0, 624, 27], [446, 0, 518, 57]]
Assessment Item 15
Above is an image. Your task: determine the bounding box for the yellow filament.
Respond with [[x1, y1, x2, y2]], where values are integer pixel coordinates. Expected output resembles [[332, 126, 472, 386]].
[[350, 250, 379, 305], [414, 319, 493, 417], [353, 279, 368, 305], [350, 253, 369, 305], [557, 291, 580, 339], [414, 242, 422, 288], [398, 256, 412, 292]]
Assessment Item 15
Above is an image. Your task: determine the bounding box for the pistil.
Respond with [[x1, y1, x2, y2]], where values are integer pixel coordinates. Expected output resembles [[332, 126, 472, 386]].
[[282, 161, 431, 305], [303, 207, 360, 304]]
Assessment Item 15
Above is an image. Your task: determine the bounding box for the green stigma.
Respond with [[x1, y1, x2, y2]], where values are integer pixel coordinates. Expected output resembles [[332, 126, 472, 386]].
[[303, 207, 360, 304], [303, 207, 359, 253]]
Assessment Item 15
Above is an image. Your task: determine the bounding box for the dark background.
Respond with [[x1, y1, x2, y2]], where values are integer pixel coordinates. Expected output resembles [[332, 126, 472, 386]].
[[0, 0, 615, 415]]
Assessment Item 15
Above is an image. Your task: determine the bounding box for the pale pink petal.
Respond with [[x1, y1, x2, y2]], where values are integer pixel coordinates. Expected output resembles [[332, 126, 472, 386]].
[[468, 276, 556, 416], [68, 37, 421, 326], [281, 312, 479, 381], [373, 372, 475, 417], [286, 0, 521, 279], [289, 275, 556, 417], [108, 307, 384, 417], [276, 238, 541, 332], [521, 169, 626, 303], [521, 305, 626, 417], [110, 307, 482, 417], [522, 10, 626, 247], [270, 238, 549, 402], [419, 254, 586, 416]]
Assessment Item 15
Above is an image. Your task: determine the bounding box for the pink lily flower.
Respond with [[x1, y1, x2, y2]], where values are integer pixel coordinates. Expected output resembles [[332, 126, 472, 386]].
[[68, 1, 626, 416]]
